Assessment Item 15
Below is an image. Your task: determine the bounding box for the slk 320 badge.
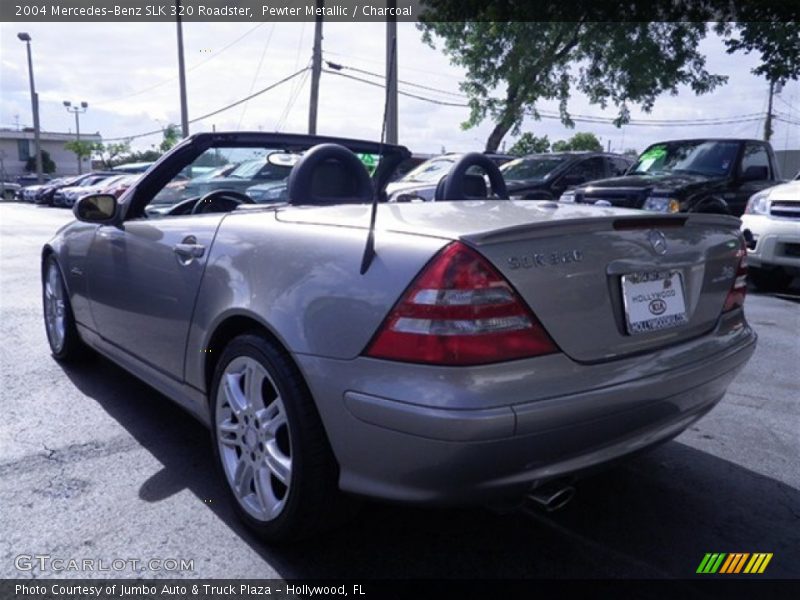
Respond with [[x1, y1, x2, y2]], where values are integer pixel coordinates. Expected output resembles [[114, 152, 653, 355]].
[[508, 249, 584, 269]]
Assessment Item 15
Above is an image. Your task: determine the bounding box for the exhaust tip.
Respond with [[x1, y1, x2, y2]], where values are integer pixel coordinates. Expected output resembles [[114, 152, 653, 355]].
[[525, 483, 576, 513]]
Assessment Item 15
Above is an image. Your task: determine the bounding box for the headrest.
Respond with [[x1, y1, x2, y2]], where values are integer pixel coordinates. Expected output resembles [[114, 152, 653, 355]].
[[287, 143, 373, 205]]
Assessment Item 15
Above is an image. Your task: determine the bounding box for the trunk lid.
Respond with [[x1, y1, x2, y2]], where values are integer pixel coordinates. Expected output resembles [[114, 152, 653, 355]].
[[464, 212, 743, 362]]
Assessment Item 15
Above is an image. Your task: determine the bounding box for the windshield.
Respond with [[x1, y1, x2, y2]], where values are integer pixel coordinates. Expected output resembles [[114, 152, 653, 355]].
[[228, 159, 266, 179], [401, 157, 456, 183], [500, 156, 569, 181], [631, 141, 740, 177]]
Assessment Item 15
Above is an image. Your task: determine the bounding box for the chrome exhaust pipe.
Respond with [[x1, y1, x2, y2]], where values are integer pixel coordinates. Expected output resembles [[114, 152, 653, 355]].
[[526, 482, 576, 512]]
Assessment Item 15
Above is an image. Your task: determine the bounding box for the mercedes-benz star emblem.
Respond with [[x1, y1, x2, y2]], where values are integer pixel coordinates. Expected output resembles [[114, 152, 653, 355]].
[[648, 230, 668, 255]]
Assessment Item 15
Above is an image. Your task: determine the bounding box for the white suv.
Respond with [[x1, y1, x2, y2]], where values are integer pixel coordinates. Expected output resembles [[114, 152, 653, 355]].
[[741, 176, 800, 291]]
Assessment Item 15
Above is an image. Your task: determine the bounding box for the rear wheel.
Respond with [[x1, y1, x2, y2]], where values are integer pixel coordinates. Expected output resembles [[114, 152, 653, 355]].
[[210, 334, 355, 542], [749, 267, 793, 292], [42, 256, 89, 361]]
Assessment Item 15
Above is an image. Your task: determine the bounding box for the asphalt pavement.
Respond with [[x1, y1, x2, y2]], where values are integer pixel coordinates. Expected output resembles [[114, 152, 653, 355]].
[[1, 202, 798, 579]]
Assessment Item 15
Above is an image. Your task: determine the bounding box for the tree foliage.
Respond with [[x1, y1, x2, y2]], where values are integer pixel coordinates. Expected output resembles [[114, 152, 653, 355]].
[[94, 141, 132, 169], [64, 140, 97, 161], [25, 150, 56, 174], [552, 132, 603, 152], [509, 133, 551, 156], [418, 4, 800, 151], [159, 124, 181, 153]]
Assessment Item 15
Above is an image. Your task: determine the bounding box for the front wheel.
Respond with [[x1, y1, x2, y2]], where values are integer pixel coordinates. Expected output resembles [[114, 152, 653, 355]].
[[210, 334, 355, 542], [42, 256, 89, 362]]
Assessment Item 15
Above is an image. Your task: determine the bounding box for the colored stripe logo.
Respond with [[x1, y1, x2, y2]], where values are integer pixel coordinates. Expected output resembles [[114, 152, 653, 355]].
[[697, 553, 773, 574]]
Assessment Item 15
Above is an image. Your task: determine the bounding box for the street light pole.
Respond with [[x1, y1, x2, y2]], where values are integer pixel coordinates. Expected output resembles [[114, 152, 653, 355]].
[[63, 101, 88, 174], [175, 0, 189, 138], [17, 32, 43, 183]]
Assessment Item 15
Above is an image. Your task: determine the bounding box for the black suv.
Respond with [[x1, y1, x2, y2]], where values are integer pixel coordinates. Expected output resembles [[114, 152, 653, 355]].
[[501, 152, 634, 200], [563, 139, 782, 216]]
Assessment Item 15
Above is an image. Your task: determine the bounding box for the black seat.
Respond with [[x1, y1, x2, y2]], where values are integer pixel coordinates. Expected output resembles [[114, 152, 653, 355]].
[[434, 172, 488, 201], [287, 144, 373, 205]]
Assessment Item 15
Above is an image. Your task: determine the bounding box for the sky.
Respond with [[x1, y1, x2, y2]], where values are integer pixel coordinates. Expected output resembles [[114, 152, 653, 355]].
[[1, 21, 799, 157]]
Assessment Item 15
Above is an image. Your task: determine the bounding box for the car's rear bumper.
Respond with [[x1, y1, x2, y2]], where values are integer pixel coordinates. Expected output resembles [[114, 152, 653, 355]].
[[296, 311, 756, 504], [741, 214, 800, 271]]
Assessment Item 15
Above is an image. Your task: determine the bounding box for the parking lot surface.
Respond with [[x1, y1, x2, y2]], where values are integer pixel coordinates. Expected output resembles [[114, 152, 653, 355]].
[[1, 203, 798, 579]]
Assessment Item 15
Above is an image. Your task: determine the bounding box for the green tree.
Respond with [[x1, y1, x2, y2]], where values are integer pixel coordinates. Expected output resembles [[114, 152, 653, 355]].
[[418, 4, 800, 152], [64, 140, 98, 166], [94, 141, 132, 169], [552, 132, 603, 152], [509, 133, 550, 156], [159, 124, 180, 153], [24, 150, 56, 174]]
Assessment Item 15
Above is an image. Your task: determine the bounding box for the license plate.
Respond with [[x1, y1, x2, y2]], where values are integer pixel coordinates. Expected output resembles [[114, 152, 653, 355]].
[[621, 271, 688, 334]]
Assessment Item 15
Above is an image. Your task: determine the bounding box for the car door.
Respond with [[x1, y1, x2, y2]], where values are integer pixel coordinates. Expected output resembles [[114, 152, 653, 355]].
[[730, 142, 775, 216], [552, 156, 607, 197], [87, 212, 222, 379]]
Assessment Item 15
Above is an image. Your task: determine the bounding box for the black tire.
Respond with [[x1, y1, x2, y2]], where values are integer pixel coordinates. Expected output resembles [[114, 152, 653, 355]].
[[749, 267, 793, 292], [209, 333, 356, 542], [42, 255, 90, 362]]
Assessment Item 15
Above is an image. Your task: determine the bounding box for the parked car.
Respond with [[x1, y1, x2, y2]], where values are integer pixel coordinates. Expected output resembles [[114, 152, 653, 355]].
[[54, 174, 119, 207], [112, 161, 154, 174], [43, 132, 755, 542], [1, 181, 21, 200], [385, 152, 513, 202], [22, 182, 53, 203], [16, 173, 52, 187], [562, 139, 783, 216], [501, 152, 634, 200], [38, 172, 117, 206], [34, 175, 83, 206], [100, 174, 140, 199], [740, 174, 800, 290], [156, 155, 295, 205]]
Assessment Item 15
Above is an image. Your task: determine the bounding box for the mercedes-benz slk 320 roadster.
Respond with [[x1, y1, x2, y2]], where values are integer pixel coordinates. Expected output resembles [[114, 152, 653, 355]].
[[42, 133, 756, 541]]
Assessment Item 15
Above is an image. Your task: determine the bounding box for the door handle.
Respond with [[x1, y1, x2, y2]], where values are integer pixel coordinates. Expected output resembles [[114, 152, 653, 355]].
[[174, 235, 205, 260], [173, 243, 205, 259]]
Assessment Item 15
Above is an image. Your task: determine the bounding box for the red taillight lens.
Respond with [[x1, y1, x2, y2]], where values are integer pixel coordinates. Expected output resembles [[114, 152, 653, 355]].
[[723, 237, 748, 312], [365, 242, 558, 365]]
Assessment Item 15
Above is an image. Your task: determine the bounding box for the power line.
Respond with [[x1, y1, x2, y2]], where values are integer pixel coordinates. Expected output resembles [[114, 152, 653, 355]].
[[324, 59, 774, 127], [323, 68, 770, 127], [237, 23, 277, 129], [325, 60, 467, 98], [276, 64, 311, 132], [103, 67, 309, 142], [93, 23, 267, 106]]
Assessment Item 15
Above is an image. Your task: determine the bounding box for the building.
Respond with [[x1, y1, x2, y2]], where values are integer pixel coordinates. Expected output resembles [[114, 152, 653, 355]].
[[0, 128, 103, 179], [775, 150, 800, 180]]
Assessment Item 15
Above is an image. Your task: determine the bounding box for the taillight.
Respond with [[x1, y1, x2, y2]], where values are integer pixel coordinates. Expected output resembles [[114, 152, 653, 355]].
[[723, 237, 748, 312], [365, 242, 558, 365]]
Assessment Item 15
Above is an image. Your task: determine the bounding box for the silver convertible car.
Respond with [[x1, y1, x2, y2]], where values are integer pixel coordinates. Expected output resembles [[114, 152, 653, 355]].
[[42, 132, 756, 541]]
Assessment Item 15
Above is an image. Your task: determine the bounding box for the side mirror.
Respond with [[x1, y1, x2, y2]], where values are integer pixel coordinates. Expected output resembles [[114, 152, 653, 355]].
[[74, 194, 117, 223], [741, 165, 768, 182]]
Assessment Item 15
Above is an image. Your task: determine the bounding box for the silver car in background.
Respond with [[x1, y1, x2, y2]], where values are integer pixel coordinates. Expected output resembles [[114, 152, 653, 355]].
[[42, 132, 756, 542]]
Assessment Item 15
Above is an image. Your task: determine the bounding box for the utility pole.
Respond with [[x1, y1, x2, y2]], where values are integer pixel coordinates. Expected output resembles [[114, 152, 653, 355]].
[[308, 0, 323, 135], [764, 79, 775, 142], [63, 101, 88, 174], [18, 33, 43, 183], [176, 0, 189, 138], [385, 0, 398, 144]]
